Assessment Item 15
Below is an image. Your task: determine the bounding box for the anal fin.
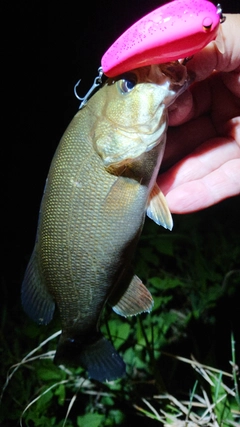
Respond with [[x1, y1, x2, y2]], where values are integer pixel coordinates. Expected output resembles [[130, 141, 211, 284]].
[[21, 248, 55, 325], [147, 183, 173, 230], [111, 275, 154, 317]]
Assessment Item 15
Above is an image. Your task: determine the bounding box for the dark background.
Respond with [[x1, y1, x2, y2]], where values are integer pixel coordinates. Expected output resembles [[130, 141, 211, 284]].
[[1, 0, 239, 424], [2, 0, 239, 373], [4, 0, 239, 281]]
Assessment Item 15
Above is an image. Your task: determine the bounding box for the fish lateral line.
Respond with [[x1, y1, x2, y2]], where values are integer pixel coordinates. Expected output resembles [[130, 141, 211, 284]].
[[22, 60, 189, 383]]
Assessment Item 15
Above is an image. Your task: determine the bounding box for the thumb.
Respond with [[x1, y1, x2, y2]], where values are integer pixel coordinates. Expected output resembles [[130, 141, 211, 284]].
[[186, 14, 240, 82]]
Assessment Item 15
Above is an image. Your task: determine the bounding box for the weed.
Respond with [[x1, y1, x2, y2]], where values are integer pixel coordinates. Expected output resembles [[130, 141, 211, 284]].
[[1, 199, 239, 426]]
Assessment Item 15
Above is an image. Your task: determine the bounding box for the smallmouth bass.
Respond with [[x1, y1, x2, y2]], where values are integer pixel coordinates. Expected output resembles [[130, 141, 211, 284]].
[[22, 63, 188, 382]]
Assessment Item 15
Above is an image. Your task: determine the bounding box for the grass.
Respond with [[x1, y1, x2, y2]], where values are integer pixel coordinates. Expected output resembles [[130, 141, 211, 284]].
[[1, 333, 239, 426], [134, 341, 240, 426], [1, 197, 240, 426]]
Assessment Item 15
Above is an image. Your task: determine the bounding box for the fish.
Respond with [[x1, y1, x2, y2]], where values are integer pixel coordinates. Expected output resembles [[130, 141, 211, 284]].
[[21, 62, 188, 382], [101, 0, 222, 77]]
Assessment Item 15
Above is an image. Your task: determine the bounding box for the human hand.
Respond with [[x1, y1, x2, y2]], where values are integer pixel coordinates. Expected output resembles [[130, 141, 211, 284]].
[[158, 14, 240, 213]]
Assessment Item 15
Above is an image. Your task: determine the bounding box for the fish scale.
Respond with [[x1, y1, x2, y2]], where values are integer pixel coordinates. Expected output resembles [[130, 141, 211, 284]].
[[39, 115, 146, 329], [21, 63, 189, 381]]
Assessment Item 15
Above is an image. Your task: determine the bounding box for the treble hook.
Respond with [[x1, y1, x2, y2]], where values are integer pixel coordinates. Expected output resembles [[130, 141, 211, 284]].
[[217, 4, 226, 24], [74, 67, 104, 109]]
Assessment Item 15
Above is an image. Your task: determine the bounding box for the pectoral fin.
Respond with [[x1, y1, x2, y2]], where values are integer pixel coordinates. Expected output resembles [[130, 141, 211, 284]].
[[111, 275, 154, 317], [21, 248, 55, 325], [147, 183, 173, 230]]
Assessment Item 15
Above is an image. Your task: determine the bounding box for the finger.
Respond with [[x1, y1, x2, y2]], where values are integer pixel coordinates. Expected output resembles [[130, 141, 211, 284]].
[[162, 115, 217, 170], [168, 14, 240, 127], [221, 70, 240, 98], [161, 159, 240, 213], [168, 89, 194, 126], [166, 80, 240, 169], [186, 14, 240, 81], [168, 77, 211, 126], [159, 136, 240, 192], [169, 66, 240, 128]]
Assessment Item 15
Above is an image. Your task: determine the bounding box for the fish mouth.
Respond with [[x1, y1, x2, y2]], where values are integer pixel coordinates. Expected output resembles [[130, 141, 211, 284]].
[[116, 68, 189, 138], [97, 63, 190, 167]]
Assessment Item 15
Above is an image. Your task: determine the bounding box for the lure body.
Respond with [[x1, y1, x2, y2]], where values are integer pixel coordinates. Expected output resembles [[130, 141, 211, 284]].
[[101, 0, 221, 77]]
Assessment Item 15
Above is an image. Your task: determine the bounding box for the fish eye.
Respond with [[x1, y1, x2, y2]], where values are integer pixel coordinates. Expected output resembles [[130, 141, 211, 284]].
[[118, 78, 136, 94]]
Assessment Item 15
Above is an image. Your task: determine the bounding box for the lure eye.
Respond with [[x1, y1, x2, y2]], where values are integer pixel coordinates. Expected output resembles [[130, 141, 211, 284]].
[[202, 17, 213, 32], [118, 78, 136, 94]]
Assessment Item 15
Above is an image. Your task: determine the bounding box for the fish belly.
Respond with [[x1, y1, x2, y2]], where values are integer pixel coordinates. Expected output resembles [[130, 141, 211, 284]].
[[38, 113, 148, 333], [22, 110, 153, 381]]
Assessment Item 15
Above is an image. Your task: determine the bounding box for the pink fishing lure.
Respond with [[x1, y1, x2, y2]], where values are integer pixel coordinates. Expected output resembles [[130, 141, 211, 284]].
[[101, 0, 222, 77]]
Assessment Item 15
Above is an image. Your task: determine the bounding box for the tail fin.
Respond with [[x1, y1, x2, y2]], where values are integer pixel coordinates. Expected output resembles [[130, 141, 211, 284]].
[[54, 334, 126, 382]]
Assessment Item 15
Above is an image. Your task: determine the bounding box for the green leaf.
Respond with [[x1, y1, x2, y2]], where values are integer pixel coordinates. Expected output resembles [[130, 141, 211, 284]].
[[149, 276, 184, 290], [77, 413, 105, 427], [124, 346, 146, 370], [153, 237, 174, 256], [54, 383, 66, 405], [102, 318, 131, 350], [36, 388, 54, 410], [37, 365, 64, 382], [211, 373, 234, 424], [105, 409, 125, 425]]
